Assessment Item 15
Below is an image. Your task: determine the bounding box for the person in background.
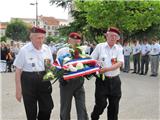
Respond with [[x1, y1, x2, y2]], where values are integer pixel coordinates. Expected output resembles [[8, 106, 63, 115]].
[[91, 27, 124, 120], [85, 43, 91, 55], [123, 41, 132, 73], [132, 40, 141, 74], [49, 42, 57, 62], [13, 27, 54, 120], [90, 43, 96, 55], [140, 38, 151, 75], [1, 42, 8, 61], [12, 43, 20, 57], [6, 44, 14, 72], [149, 37, 160, 77]]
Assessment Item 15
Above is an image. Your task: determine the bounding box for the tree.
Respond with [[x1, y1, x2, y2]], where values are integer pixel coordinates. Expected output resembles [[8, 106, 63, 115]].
[[5, 19, 29, 42], [75, 0, 160, 40], [46, 35, 55, 44], [0, 36, 7, 42], [49, 0, 72, 9]]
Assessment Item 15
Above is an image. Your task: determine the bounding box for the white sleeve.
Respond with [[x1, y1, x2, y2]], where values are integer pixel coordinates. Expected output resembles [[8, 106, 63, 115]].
[[56, 47, 69, 59], [48, 48, 54, 63], [13, 48, 25, 69], [129, 47, 132, 53], [139, 45, 141, 52], [117, 48, 124, 63]]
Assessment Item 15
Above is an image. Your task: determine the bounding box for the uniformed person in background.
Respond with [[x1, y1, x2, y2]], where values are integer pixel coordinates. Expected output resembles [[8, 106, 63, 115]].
[[123, 41, 132, 73], [140, 38, 151, 75], [132, 40, 141, 74], [56, 32, 88, 120], [149, 37, 160, 77], [13, 27, 54, 120], [91, 27, 124, 120]]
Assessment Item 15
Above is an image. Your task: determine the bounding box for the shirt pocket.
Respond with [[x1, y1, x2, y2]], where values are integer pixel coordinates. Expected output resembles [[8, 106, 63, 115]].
[[99, 55, 109, 68], [26, 54, 38, 64]]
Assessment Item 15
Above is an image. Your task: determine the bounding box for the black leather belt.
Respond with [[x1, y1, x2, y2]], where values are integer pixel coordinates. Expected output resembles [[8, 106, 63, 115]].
[[105, 75, 119, 79], [151, 54, 159, 56], [23, 71, 45, 75]]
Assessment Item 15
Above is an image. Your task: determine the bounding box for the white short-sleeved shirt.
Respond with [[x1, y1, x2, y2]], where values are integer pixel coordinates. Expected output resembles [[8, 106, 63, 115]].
[[150, 43, 160, 55], [141, 44, 151, 55], [56, 47, 70, 59], [49, 45, 57, 54], [91, 42, 124, 77], [123, 45, 132, 56], [13, 42, 53, 72], [132, 44, 141, 55]]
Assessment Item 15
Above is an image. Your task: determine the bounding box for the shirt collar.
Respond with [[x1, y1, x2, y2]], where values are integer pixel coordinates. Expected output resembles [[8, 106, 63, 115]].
[[28, 42, 45, 53], [105, 42, 117, 49]]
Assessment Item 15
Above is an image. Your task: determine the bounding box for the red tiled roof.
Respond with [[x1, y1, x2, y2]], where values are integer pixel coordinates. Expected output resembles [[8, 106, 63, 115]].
[[40, 16, 59, 25], [57, 19, 68, 22], [0, 22, 8, 29]]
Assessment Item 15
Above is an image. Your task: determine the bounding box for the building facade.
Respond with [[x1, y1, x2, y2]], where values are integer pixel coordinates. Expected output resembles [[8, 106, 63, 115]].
[[11, 15, 68, 37], [0, 22, 8, 37]]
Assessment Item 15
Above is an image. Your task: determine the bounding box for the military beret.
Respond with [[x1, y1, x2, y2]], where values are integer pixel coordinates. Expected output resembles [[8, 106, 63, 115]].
[[69, 32, 81, 39], [107, 27, 120, 36], [30, 26, 46, 34]]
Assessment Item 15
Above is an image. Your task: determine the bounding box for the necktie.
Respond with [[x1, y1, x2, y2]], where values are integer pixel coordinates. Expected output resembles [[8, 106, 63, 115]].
[[74, 48, 79, 59]]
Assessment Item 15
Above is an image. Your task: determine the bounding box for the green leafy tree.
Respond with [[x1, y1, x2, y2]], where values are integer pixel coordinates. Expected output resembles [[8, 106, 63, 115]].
[[46, 35, 66, 43], [0, 36, 7, 42], [49, 0, 72, 9], [75, 0, 160, 41], [46, 35, 55, 44], [5, 19, 29, 42]]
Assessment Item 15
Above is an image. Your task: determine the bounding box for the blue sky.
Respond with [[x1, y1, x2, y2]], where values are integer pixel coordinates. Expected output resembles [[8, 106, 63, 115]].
[[0, 0, 68, 22]]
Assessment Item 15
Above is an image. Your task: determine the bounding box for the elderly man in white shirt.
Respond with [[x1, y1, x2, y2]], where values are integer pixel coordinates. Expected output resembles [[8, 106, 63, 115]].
[[91, 27, 124, 120], [13, 27, 54, 120]]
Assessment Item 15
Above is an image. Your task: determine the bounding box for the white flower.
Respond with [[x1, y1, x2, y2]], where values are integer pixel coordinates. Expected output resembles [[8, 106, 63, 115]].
[[63, 57, 71, 64], [76, 62, 84, 70], [68, 64, 77, 72]]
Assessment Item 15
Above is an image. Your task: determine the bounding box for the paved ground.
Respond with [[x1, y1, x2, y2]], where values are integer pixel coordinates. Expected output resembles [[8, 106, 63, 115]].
[[1, 71, 160, 120]]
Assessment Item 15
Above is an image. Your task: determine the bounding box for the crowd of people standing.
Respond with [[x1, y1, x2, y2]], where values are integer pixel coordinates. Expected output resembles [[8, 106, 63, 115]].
[[0, 42, 20, 72], [1, 36, 159, 77], [123, 37, 160, 77]]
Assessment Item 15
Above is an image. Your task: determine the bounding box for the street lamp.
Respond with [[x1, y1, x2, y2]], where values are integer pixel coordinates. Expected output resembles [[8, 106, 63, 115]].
[[30, 0, 38, 26]]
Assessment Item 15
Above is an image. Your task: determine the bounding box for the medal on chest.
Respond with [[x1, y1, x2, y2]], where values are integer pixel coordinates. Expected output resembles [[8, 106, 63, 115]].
[[111, 58, 117, 65], [44, 58, 51, 70]]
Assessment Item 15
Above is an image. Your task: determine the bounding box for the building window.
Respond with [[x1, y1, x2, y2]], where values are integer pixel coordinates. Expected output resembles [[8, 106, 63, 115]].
[[48, 26, 50, 30], [48, 32, 52, 35], [52, 26, 55, 30]]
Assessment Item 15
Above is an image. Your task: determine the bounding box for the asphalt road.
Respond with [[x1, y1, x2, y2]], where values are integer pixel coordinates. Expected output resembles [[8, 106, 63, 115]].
[[1, 71, 160, 120]]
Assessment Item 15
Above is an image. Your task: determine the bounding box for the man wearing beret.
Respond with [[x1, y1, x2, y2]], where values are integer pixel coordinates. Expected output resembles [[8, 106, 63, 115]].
[[13, 26, 54, 120], [56, 32, 88, 120], [91, 27, 124, 120]]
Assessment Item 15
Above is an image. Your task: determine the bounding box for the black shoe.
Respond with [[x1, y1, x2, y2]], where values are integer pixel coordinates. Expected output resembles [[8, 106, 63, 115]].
[[144, 72, 147, 75], [150, 74, 157, 77], [132, 71, 136, 74], [136, 72, 139, 74], [139, 73, 144, 75]]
